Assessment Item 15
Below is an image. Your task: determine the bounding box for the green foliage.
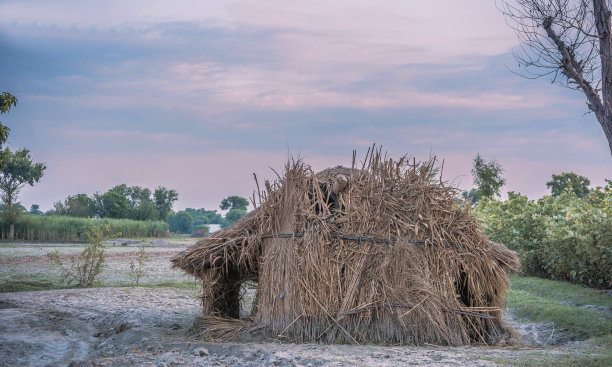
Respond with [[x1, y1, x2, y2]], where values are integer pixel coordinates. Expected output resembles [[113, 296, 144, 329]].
[[0, 204, 25, 232], [0, 148, 45, 192], [47, 224, 109, 287], [0, 148, 45, 239], [0, 214, 169, 241], [129, 245, 148, 285], [184, 207, 227, 227], [464, 154, 505, 203], [475, 192, 547, 274], [225, 208, 247, 224], [130, 200, 158, 221], [547, 172, 591, 198], [220, 195, 249, 211], [476, 183, 612, 287], [154, 186, 178, 220], [166, 210, 193, 234], [95, 190, 129, 219], [28, 204, 42, 215], [54, 184, 175, 221], [0, 92, 18, 146], [53, 193, 95, 217]]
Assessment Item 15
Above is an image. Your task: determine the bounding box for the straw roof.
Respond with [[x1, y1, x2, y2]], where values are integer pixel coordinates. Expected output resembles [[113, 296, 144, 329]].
[[172, 148, 519, 345]]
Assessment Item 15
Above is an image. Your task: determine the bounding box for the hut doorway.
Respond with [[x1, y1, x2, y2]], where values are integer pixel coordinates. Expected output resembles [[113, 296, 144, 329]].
[[239, 281, 258, 319]]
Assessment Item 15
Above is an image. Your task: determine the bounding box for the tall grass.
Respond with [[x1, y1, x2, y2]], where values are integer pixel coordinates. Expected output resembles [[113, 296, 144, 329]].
[[0, 214, 169, 241]]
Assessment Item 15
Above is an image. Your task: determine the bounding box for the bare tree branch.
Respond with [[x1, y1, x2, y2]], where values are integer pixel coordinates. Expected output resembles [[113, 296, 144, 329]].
[[499, 0, 612, 156]]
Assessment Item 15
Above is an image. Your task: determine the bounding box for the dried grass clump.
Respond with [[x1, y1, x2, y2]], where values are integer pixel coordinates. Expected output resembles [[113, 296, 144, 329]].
[[172, 147, 519, 345]]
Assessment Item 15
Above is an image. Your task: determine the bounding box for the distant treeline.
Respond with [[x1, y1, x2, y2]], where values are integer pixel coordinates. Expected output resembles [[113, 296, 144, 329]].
[[0, 215, 169, 241], [49, 184, 178, 221], [167, 196, 250, 234], [22, 185, 251, 239]]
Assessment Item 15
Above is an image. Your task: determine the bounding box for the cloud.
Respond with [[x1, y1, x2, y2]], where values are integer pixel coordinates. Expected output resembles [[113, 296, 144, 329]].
[[2, 0, 610, 214]]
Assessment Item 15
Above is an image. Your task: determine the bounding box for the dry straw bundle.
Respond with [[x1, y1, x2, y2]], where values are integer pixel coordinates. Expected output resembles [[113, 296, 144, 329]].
[[172, 147, 519, 345]]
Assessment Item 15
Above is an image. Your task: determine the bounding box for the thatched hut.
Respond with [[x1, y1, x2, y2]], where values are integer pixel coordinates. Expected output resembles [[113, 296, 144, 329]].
[[172, 149, 519, 345]]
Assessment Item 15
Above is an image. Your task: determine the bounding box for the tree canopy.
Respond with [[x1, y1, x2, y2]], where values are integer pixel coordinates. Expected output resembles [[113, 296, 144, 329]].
[[167, 211, 193, 234], [0, 148, 46, 239], [463, 154, 506, 203], [0, 92, 17, 147], [29, 204, 43, 215], [52, 184, 177, 221], [54, 194, 95, 218], [220, 196, 249, 211], [154, 187, 178, 220], [546, 172, 591, 197]]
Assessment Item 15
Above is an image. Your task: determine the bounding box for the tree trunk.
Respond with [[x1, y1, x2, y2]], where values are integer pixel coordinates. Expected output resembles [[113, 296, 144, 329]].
[[9, 223, 14, 241], [593, 0, 612, 156]]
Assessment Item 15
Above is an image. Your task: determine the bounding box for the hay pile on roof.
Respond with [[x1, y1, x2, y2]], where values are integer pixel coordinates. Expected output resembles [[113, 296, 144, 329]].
[[172, 148, 519, 345]]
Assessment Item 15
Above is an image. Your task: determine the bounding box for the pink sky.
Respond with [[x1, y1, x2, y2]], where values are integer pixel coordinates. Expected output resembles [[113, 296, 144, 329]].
[[0, 0, 609, 211]]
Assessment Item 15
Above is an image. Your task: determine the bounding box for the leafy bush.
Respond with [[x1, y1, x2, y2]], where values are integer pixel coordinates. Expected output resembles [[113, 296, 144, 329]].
[[541, 187, 612, 286], [475, 182, 612, 287], [475, 192, 547, 275], [47, 225, 110, 287]]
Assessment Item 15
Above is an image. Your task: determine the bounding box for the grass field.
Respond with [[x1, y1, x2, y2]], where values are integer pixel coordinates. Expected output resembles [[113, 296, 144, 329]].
[[501, 275, 612, 366], [0, 215, 170, 241]]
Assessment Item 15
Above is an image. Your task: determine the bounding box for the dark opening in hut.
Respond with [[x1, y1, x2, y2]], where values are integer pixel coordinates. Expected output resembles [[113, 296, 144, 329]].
[[172, 148, 519, 345]]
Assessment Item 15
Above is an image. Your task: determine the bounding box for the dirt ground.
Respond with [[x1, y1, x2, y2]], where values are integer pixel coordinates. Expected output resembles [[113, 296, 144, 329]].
[[0, 242, 606, 366], [0, 286, 604, 367]]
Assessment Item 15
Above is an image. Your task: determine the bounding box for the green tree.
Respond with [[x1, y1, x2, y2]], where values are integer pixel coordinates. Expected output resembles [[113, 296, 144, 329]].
[[54, 193, 95, 217], [104, 185, 161, 220], [126, 186, 152, 206], [0, 92, 18, 167], [131, 200, 158, 221], [154, 186, 178, 220], [463, 154, 506, 203], [220, 196, 249, 211], [0, 148, 46, 239], [0, 92, 17, 147], [29, 204, 43, 215], [166, 210, 193, 233], [225, 208, 247, 225], [546, 172, 591, 198], [184, 207, 228, 228], [95, 190, 129, 219]]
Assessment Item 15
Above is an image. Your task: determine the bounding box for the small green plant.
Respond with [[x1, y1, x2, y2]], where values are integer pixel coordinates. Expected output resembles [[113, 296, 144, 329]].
[[129, 244, 148, 285], [47, 224, 111, 287]]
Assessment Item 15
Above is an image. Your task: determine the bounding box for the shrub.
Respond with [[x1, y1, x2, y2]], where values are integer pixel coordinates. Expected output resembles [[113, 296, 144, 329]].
[[474, 192, 547, 275], [475, 182, 612, 288], [47, 224, 110, 287], [129, 245, 148, 285], [541, 187, 612, 287]]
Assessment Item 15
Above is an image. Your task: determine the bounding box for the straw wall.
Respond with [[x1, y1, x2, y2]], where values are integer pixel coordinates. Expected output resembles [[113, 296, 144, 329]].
[[172, 148, 519, 345]]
